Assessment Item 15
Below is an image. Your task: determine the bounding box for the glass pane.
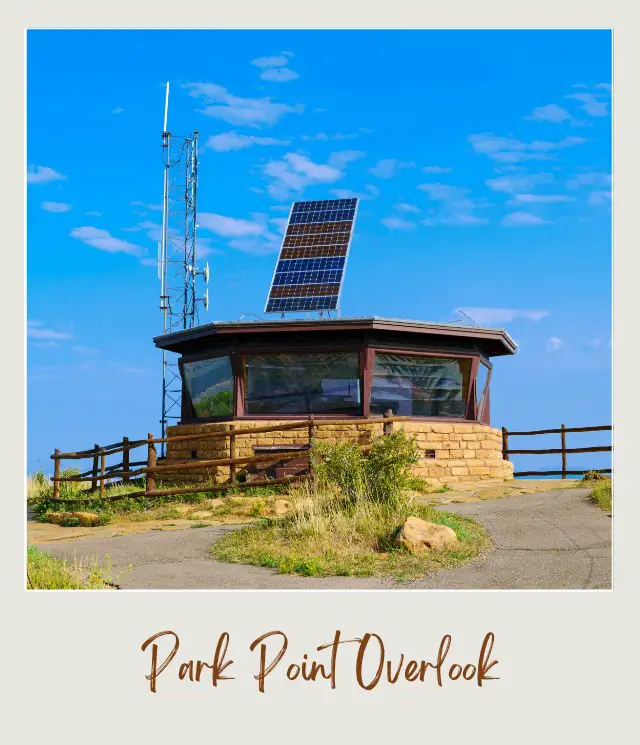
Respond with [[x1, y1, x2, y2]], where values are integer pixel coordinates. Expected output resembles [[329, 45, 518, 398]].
[[476, 361, 490, 420], [371, 353, 470, 417], [182, 356, 233, 417], [245, 353, 361, 415]]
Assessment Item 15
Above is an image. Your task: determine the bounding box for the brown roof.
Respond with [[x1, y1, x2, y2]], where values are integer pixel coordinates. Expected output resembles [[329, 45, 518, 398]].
[[153, 316, 517, 356]]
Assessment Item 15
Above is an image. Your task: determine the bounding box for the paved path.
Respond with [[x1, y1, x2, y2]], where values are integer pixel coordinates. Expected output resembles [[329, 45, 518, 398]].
[[37, 488, 611, 590]]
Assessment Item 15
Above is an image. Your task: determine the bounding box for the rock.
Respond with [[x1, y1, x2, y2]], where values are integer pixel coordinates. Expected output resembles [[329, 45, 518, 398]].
[[273, 499, 293, 516], [46, 511, 101, 527], [395, 516, 458, 552]]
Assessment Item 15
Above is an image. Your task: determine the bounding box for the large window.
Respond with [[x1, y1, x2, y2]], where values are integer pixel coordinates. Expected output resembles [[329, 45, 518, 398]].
[[370, 353, 470, 418], [245, 353, 361, 415], [182, 356, 234, 418]]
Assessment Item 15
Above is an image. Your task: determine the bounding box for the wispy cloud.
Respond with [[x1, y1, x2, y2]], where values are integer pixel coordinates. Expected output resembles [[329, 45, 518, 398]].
[[469, 133, 587, 163], [198, 213, 266, 238], [381, 216, 417, 230], [85, 210, 102, 217], [198, 212, 281, 255], [421, 165, 451, 174], [262, 152, 345, 199], [502, 211, 551, 227], [27, 320, 73, 341], [27, 165, 66, 185], [507, 194, 575, 205], [302, 128, 373, 142], [394, 203, 420, 213], [330, 185, 379, 200], [419, 183, 488, 226], [327, 150, 366, 169], [251, 52, 298, 82], [566, 92, 609, 117], [183, 82, 303, 127], [72, 345, 100, 355], [588, 190, 612, 206], [566, 172, 611, 189], [41, 201, 72, 213], [455, 307, 550, 325], [205, 131, 290, 152], [525, 104, 573, 123], [70, 226, 146, 257], [111, 107, 124, 115], [546, 336, 563, 353], [369, 159, 415, 179], [486, 173, 553, 194], [130, 201, 162, 212]]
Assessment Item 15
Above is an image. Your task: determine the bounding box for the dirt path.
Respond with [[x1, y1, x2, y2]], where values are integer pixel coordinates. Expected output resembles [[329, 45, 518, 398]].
[[34, 488, 611, 590]]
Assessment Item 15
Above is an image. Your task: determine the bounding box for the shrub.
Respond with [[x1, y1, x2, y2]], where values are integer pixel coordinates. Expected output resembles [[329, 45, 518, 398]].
[[582, 470, 610, 482], [310, 430, 421, 505]]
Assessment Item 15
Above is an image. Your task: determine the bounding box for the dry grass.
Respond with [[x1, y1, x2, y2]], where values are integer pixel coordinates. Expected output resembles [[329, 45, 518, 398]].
[[26, 546, 127, 590], [211, 480, 489, 580]]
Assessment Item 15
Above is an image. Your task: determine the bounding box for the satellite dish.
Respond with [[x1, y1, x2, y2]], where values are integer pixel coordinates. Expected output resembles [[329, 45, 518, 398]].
[[203, 288, 209, 311], [203, 262, 209, 284]]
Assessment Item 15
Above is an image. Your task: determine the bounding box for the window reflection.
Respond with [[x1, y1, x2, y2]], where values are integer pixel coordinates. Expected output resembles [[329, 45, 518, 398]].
[[182, 356, 234, 418]]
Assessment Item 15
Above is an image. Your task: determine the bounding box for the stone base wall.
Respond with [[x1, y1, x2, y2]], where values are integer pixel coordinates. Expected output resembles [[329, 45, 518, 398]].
[[163, 420, 513, 485]]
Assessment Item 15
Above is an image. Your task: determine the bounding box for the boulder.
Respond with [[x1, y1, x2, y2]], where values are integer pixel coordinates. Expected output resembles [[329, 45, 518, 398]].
[[273, 499, 293, 516], [46, 511, 101, 527], [395, 516, 458, 552]]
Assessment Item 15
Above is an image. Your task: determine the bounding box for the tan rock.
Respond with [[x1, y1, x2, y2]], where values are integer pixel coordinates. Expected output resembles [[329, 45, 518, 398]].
[[273, 499, 293, 516], [395, 516, 459, 552]]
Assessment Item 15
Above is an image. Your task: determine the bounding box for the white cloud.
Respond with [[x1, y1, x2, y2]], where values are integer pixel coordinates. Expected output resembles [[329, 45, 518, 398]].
[[111, 107, 124, 115], [198, 213, 265, 238], [27, 320, 73, 341], [566, 92, 609, 117], [421, 165, 451, 174], [588, 190, 612, 206], [546, 336, 563, 353], [263, 152, 344, 199], [251, 54, 291, 68], [183, 82, 303, 127], [526, 104, 572, 123], [124, 219, 163, 242], [330, 185, 379, 200], [205, 131, 289, 152], [567, 172, 611, 189], [70, 226, 146, 256], [455, 307, 550, 325], [486, 173, 553, 194], [328, 150, 366, 169], [507, 194, 575, 205], [369, 159, 415, 179], [27, 165, 65, 185], [72, 345, 100, 355], [85, 210, 102, 217], [261, 67, 298, 82], [469, 133, 586, 163], [394, 203, 420, 213], [381, 216, 416, 230], [419, 182, 488, 226], [502, 211, 550, 226], [303, 128, 372, 142], [130, 201, 162, 212], [42, 201, 72, 213]]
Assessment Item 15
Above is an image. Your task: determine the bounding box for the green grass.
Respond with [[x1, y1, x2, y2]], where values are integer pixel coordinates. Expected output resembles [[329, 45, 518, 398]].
[[26, 546, 122, 590], [211, 482, 490, 580], [589, 479, 612, 512]]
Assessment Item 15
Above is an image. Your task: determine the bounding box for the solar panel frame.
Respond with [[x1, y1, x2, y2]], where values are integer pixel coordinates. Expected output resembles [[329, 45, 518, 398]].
[[264, 197, 359, 315]]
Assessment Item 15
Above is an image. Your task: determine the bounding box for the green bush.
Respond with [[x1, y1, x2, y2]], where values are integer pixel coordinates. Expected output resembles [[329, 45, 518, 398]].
[[310, 430, 421, 506]]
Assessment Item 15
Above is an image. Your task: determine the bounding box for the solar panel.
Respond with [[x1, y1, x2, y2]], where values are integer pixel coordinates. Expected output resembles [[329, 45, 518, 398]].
[[265, 198, 358, 314]]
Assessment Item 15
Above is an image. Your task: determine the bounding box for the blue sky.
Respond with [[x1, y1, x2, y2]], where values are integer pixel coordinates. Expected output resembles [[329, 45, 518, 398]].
[[27, 30, 612, 474]]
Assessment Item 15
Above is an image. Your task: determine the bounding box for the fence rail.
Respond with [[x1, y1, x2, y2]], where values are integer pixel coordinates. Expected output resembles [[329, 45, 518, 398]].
[[48, 412, 406, 503], [501, 424, 612, 479]]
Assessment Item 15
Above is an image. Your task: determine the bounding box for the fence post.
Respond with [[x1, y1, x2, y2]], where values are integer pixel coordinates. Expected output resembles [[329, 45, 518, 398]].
[[561, 424, 567, 480], [147, 433, 157, 495], [53, 449, 60, 499], [122, 436, 130, 483], [91, 444, 100, 491], [100, 448, 106, 497], [502, 427, 509, 461], [308, 414, 315, 479], [383, 409, 394, 436], [229, 424, 236, 486]]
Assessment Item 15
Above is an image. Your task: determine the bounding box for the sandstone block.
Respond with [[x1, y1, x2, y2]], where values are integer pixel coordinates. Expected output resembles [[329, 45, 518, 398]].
[[394, 516, 458, 552]]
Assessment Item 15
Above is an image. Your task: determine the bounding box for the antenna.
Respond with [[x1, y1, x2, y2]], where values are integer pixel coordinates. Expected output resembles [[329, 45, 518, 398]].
[[455, 308, 479, 327], [158, 83, 208, 454]]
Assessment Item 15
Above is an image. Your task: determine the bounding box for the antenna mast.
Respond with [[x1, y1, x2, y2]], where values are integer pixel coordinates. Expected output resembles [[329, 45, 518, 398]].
[[158, 82, 208, 454]]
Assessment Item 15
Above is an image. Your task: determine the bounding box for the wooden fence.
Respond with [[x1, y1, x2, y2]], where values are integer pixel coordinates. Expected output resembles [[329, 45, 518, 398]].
[[501, 424, 612, 478], [49, 412, 407, 503]]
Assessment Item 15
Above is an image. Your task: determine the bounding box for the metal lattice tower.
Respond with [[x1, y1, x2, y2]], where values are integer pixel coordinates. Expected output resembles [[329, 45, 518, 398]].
[[158, 83, 208, 453]]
